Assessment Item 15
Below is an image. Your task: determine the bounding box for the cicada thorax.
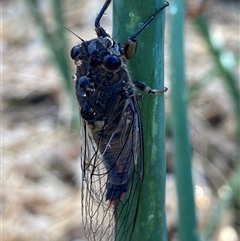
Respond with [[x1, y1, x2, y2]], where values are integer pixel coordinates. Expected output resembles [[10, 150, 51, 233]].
[[73, 36, 140, 207]]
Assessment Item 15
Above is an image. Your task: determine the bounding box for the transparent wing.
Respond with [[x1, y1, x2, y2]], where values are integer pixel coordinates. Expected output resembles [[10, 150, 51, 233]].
[[80, 96, 143, 241]]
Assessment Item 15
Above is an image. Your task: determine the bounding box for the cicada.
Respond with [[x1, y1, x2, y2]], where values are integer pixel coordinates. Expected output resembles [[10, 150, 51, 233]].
[[70, 1, 169, 240]]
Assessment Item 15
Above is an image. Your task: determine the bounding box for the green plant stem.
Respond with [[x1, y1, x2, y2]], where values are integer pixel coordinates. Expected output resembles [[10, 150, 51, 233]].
[[169, 1, 200, 241], [26, 0, 79, 128], [201, 164, 240, 241], [113, 0, 167, 240], [193, 16, 240, 141]]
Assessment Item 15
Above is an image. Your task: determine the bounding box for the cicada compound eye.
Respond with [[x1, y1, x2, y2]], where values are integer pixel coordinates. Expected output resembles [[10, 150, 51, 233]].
[[103, 55, 121, 71], [70, 45, 81, 60]]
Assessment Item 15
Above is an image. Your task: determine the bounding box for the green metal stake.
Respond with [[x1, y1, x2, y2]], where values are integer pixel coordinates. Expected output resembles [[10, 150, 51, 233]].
[[113, 0, 168, 240]]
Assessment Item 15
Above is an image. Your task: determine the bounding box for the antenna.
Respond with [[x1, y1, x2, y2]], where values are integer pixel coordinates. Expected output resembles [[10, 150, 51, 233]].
[[65, 27, 84, 42]]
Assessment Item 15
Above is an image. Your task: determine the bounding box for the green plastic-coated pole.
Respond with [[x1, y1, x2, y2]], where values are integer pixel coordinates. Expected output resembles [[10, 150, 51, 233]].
[[113, 0, 168, 240]]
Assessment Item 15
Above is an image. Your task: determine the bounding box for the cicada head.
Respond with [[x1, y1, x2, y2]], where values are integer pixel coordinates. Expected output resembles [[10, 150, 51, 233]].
[[70, 36, 125, 73]]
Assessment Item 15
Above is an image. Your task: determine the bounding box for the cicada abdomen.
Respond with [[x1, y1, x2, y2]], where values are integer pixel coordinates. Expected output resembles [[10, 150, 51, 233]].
[[70, 1, 169, 240], [79, 91, 143, 241]]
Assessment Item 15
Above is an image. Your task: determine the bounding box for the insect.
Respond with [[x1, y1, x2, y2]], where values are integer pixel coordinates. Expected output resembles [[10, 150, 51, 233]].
[[70, 1, 169, 240]]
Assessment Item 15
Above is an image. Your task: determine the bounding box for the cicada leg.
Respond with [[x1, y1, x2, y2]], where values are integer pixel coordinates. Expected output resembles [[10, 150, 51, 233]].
[[133, 80, 168, 95], [124, 1, 169, 59], [95, 0, 112, 37]]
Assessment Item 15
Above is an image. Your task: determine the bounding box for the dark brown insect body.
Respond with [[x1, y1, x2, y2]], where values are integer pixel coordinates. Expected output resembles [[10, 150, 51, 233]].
[[70, 1, 169, 240], [74, 36, 141, 202]]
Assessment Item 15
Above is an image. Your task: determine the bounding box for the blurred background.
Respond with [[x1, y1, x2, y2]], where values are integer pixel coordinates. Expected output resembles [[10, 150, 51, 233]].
[[2, 0, 239, 241]]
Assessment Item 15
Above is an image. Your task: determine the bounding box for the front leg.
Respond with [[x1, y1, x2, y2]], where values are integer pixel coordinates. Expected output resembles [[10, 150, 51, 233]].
[[95, 0, 112, 37], [133, 80, 168, 95]]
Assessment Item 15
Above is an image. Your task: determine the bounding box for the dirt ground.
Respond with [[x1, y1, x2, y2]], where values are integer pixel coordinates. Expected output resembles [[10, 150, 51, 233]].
[[2, 0, 239, 241]]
